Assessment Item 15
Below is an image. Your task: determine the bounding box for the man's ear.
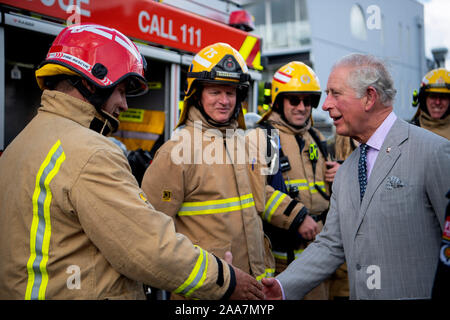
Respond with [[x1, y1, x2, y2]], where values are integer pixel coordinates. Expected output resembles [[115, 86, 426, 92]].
[[81, 79, 96, 94], [364, 86, 378, 111]]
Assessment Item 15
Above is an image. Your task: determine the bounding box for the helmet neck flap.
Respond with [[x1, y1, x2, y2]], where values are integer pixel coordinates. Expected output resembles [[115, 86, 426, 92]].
[[68, 77, 118, 135]]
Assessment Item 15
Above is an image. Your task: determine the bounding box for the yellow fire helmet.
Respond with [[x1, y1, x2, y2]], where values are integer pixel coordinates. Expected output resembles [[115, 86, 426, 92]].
[[177, 42, 251, 129], [259, 61, 321, 123], [412, 68, 450, 114]]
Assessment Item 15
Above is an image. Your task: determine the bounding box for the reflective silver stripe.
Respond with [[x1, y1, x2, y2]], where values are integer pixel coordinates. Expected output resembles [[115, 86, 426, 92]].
[[285, 180, 309, 190], [263, 190, 286, 222], [25, 140, 65, 300], [256, 268, 275, 280], [272, 249, 303, 261], [174, 246, 208, 297], [179, 194, 254, 216]]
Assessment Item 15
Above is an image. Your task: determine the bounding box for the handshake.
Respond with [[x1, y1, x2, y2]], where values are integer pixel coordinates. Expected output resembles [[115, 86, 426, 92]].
[[225, 252, 282, 300]]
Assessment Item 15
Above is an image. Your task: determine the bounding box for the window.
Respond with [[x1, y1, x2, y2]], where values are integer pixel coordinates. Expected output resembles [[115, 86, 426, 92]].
[[246, 2, 265, 26], [298, 0, 308, 21], [271, 0, 295, 24], [244, 0, 311, 50]]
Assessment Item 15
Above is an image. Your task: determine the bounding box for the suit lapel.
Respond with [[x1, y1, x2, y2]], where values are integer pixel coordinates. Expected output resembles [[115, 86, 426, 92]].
[[353, 118, 409, 237], [348, 154, 361, 215]]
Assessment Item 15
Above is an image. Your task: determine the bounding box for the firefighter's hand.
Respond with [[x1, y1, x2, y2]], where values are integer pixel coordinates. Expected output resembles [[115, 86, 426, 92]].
[[298, 215, 319, 240], [261, 278, 283, 300], [225, 251, 264, 300], [325, 161, 340, 183]]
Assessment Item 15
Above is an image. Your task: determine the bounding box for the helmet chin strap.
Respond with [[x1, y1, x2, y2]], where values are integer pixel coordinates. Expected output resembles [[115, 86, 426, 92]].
[[69, 78, 119, 135]]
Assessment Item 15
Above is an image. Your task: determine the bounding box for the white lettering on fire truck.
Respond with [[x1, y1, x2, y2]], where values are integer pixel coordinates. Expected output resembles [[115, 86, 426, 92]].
[[139, 10, 202, 48], [41, 0, 91, 18]]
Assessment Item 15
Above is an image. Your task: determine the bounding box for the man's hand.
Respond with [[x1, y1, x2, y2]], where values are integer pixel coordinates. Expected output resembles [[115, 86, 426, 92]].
[[325, 161, 340, 183], [261, 278, 282, 300], [225, 252, 264, 300], [298, 215, 319, 240]]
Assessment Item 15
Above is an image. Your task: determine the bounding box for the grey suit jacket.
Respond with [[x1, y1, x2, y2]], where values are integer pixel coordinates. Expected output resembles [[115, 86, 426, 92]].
[[277, 118, 450, 299]]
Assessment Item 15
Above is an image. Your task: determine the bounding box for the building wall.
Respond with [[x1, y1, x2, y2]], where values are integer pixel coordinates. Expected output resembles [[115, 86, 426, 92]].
[[244, 0, 425, 124], [307, 0, 425, 122]]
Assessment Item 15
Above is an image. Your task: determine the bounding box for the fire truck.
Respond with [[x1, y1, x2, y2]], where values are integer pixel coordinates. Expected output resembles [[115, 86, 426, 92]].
[[0, 0, 262, 154]]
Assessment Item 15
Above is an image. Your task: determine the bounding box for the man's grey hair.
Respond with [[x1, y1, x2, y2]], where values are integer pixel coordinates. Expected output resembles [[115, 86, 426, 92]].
[[333, 53, 397, 105]]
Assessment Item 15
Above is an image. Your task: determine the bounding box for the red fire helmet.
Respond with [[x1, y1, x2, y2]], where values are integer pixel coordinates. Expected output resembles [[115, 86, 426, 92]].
[[36, 23, 148, 96]]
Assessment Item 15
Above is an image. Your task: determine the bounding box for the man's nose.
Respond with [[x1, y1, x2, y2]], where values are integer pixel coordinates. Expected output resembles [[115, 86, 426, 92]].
[[295, 100, 307, 111], [322, 95, 332, 111], [218, 93, 231, 104], [120, 97, 128, 112]]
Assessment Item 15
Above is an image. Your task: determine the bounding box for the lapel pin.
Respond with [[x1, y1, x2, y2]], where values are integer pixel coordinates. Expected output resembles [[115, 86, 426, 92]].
[[386, 147, 391, 153]]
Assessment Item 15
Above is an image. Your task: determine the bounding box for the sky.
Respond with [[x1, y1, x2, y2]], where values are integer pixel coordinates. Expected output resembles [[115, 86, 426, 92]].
[[418, 0, 450, 69]]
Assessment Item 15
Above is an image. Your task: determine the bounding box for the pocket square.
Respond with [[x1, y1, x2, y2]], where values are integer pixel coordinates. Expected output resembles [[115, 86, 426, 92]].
[[386, 176, 404, 190]]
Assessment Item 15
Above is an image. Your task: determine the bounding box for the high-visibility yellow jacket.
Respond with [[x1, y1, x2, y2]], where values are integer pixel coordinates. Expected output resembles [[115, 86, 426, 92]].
[[142, 107, 275, 283], [260, 112, 330, 271], [0, 90, 235, 300]]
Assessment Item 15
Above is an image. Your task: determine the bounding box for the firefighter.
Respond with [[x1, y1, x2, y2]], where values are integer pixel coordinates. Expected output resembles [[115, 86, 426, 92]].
[[141, 43, 275, 299], [411, 68, 450, 139], [0, 24, 263, 300], [257, 61, 340, 300]]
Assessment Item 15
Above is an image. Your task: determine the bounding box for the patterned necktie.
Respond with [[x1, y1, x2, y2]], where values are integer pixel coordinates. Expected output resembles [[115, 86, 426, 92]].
[[358, 143, 368, 201]]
